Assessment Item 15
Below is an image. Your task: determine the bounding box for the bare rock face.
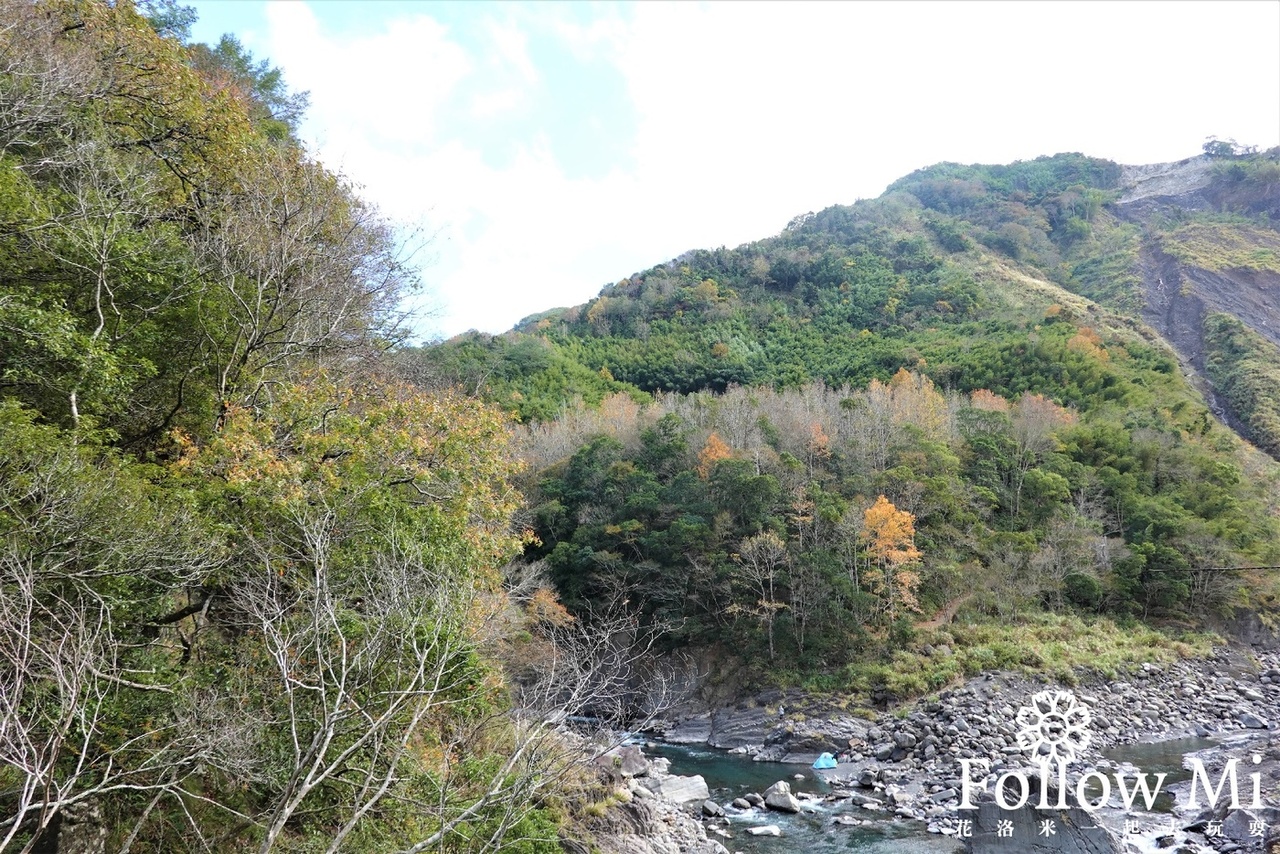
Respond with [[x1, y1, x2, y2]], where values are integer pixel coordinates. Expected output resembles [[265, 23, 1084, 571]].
[[1117, 155, 1214, 207], [584, 797, 729, 854]]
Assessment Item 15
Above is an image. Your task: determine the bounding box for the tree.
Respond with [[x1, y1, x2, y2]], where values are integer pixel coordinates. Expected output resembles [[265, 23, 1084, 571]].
[[696, 431, 732, 478], [729, 531, 788, 660], [189, 34, 309, 140], [860, 495, 922, 619], [194, 142, 418, 416], [0, 403, 223, 853], [1008, 393, 1074, 516]]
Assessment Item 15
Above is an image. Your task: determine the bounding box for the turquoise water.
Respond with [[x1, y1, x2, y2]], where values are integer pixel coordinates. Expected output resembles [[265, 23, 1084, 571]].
[[648, 744, 964, 854], [648, 737, 1216, 852], [1094, 735, 1218, 813]]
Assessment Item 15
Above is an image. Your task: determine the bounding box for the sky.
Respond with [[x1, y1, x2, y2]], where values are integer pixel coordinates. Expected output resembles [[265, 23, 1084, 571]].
[[186, 1, 1280, 341]]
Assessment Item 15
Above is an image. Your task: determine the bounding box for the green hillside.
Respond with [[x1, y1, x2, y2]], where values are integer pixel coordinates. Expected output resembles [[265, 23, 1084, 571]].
[[4, 1, 1280, 849], [414, 148, 1280, 696]]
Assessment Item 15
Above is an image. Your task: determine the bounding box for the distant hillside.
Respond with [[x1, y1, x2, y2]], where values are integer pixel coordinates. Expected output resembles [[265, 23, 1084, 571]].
[[408, 148, 1280, 696], [414, 148, 1280, 454]]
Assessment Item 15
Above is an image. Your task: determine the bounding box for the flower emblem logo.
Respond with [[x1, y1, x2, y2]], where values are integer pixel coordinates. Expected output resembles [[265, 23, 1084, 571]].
[[1015, 689, 1091, 767]]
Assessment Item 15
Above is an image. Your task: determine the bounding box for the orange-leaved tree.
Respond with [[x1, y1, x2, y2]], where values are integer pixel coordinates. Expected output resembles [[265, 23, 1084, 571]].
[[697, 431, 733, 478], [860, 494, 923, 619]]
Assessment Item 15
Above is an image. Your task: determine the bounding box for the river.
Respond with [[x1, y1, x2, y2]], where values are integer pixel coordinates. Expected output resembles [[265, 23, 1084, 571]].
[[648, 735, 1219, 853], [648, 743, 963, 854]]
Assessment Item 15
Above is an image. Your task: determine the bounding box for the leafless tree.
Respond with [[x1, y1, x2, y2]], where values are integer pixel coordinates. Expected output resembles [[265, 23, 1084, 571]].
[[1029, 512, 1105, 610], [0, 442, 221, 854], [192, 144, 419, 412], [0, 1, 101, 160], [730, 532, 788, 661]]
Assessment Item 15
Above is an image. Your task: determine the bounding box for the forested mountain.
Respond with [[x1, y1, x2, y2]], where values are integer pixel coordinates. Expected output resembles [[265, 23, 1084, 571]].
[[414, 143, 1280, 695], [4, 1, 1280, 851]]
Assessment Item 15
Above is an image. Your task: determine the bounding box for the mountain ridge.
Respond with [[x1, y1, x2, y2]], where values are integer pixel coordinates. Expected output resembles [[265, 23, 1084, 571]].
[[408, 146, 1280, 699]]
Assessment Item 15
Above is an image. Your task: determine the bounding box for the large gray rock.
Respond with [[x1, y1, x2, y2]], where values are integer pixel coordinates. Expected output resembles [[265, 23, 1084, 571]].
[[596, 745, 651, 778], [1239, 711, 1269, 729], [654, 774, 710, 803], [762, 780, 802, 813], [961, 800, 1121, 853], [1222, 808, 1259, 842]]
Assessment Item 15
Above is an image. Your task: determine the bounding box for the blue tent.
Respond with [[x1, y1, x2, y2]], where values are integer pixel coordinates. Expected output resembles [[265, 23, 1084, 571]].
[[812, 752, 837, 770]]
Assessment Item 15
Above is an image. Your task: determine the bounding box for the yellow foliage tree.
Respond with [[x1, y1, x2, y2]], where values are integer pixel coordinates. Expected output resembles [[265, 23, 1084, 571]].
[[1067, 326, 1109, 361], [697, 432, 733, 478], [860, 494, 923, 618]]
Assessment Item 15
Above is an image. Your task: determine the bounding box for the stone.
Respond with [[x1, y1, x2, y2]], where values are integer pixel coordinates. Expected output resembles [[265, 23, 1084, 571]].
[[731, 798, 751, 810], [1240, 712, 1269, 729], [701, 799, 725, 818], [1222, 809, 1259, 841], [960, 799, 1121, 853], [746, 825, 781, 836], [763, 781, 802, 813], [654, 774, 710, 803], [595, 745, 650, 778]]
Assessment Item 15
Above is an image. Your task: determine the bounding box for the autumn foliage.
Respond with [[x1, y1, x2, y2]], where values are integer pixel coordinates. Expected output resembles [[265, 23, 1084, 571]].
[[860, 495, 923, 616], [697, 431, 733, 477]]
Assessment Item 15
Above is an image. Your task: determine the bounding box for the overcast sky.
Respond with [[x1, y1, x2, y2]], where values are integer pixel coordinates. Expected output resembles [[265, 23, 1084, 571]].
[[187, 1, 1280, 341]]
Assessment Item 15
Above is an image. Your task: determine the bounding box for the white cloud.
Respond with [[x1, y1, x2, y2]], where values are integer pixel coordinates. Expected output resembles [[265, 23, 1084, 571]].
[[259, 0, 1280, 339], [266, 2, 473, 149]]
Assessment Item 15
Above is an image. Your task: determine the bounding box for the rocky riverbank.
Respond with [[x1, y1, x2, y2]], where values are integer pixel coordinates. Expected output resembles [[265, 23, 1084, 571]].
[[632, 647, 1280, 852], [572, 745, 730, 854]]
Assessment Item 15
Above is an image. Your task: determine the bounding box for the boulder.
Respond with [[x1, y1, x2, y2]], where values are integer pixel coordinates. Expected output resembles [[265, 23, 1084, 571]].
[[596, 745, 650, 778], [762, 781, 802, 813], [654, 774, 710, 803], [1240, 712, 1269, 729], [961, 800, 1121, 853], [746, 825, 781, 836], [701, 800, 725, 818]]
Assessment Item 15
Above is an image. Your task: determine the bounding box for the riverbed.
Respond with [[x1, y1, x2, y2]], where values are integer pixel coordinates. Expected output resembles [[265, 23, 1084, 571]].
[[649, 743, 963, 854], [648, 734, 1223, 853]]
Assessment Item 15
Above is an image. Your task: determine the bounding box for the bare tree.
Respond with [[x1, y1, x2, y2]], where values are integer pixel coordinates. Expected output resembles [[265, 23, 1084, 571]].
[[0, 436, 221, 853], [0, 1, 101, 159], [193, 144, 419, 412], [730, 532, 788, 661], [1029, 512, 1105, 610]]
